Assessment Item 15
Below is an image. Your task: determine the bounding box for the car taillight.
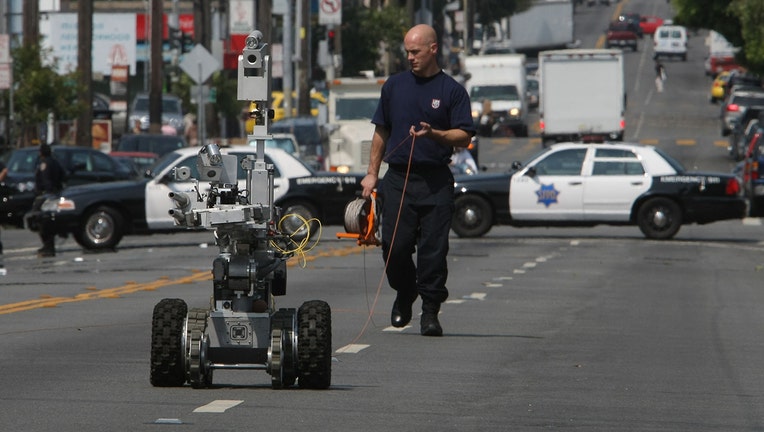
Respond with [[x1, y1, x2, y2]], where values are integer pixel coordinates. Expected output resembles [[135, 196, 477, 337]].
[[726, 177, 741, 195], [726, 103, 741, 112], [539, 120, 545, 132], [753, 160, 760, 180]]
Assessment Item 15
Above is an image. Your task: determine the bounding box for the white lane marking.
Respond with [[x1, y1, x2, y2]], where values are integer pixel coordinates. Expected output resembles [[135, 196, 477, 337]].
[[335, 344, 369, 353], [743, 217, 762, 226], [446, 299, 466, 304], [154, 418, 183, 424], [523, 262, 537, 268], [464, 293, 487, 301], [493, 276, 513, 281], [193, 400, 243, 413], [482, 282, 503, 288]]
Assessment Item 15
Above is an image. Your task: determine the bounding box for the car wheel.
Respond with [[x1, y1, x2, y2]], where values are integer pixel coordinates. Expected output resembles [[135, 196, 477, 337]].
[[73, 206, 125, 250], [280, 200, 319, 243], [750, 196, 764, 218], [636, 197, 681, 240], [452, 194, 493, 238]]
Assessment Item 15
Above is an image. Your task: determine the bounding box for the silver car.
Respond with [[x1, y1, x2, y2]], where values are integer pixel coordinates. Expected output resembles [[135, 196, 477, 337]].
[[720, 89, 764, 136], [128, 93, 185, 135]]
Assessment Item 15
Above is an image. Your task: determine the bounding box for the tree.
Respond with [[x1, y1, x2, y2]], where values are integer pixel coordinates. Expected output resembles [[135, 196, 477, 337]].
[[672, 0, 764, 75], [340, 5, 409, 77], [730, 0, 764, 74], [10, 38, 85, 147]]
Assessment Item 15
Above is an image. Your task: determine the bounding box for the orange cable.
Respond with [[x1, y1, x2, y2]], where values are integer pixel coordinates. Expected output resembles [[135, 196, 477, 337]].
[[348, 133, 416, 345]]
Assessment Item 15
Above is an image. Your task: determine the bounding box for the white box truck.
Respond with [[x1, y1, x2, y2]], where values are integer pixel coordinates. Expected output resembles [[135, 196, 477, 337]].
[[538, 49, 625, 146], [509, 0, 575, 53], [324, 77, 386, 174], [464, 54, 528, 137]]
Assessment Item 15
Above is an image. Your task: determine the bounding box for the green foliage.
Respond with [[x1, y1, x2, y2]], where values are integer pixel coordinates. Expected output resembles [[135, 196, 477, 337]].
[[730, 0, 764, 74], [340, 5, 409, 76], [672, 0, 764, 75], [11, 39, 85, 144], [671, 0, 742, 46]]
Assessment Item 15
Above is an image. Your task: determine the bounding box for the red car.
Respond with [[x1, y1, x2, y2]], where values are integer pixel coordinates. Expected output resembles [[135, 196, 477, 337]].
[[639, 15, 664, 36]]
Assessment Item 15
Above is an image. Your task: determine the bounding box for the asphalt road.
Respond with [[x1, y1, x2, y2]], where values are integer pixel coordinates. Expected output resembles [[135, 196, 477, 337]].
[[3, 1, 764, 431]]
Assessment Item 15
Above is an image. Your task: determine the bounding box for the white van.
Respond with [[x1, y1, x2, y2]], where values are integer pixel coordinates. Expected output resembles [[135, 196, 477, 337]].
[[653, 25, 688, 61]]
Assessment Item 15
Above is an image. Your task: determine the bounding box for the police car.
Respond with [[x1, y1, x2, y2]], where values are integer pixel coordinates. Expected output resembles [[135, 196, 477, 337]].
[[26, 146, 364, 250], [451, 142, 747, 239]]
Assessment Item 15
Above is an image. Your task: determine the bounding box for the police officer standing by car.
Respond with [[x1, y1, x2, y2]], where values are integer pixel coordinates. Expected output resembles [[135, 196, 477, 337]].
[[32, 143, 66, 257]]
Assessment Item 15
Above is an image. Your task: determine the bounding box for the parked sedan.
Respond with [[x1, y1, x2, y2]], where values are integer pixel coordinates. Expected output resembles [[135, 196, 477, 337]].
[[0, 145, 134, 226], [720, 89, 764, 136], [451, 142, 746, 240], [740, 128, 764, 216], [26, 146, 365, 250]]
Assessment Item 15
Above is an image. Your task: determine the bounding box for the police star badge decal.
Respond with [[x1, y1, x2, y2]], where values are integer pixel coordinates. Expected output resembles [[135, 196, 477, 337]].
[[536, 184, 560, 207]]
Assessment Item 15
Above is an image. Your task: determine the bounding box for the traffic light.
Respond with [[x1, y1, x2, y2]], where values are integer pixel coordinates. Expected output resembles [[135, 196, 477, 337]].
[[181, 33, 193, 53], [169, 26, 182, 51], [327, 28, 336, 54]]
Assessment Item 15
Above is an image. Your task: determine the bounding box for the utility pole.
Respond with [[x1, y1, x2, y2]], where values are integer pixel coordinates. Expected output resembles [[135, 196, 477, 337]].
[[193, 0, 212, 49], [149, 0, 163, 133], [297, 0, 311, 116], [22, 0, 38, 46], [76, 0, 93, 148], [282, 0, 293, 120]]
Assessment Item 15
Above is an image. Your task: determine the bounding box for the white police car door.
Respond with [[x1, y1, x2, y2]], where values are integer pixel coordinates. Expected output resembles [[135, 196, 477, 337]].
[[145, 153, 199, 229], [510, 148, 588, 220], [583, 148, 651, 221], [145, 150, 289, 229]]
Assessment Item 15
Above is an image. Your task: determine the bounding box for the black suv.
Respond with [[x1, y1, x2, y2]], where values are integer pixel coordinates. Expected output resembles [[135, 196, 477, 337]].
[[0, 145, 133, 226]]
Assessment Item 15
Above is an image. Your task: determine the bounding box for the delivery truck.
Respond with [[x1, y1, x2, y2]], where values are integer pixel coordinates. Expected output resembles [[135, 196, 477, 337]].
[[464, 54, 528, 137], [509, 0, 575, 53], [323, 77, 386, 174], [538, 49, 625, 146]]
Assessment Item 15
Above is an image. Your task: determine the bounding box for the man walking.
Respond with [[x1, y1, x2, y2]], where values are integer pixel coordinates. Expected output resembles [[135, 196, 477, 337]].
[[361, 24, 475, 336]]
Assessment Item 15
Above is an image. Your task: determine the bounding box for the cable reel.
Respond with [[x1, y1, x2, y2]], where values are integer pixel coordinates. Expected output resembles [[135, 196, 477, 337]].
[[337, 191, 381, 246]]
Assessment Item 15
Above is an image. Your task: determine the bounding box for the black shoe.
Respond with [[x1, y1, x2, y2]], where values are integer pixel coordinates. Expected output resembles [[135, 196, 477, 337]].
[[420, 312, 443, 336], [37, 250, 55, 258], [391, 298, 414, 328]]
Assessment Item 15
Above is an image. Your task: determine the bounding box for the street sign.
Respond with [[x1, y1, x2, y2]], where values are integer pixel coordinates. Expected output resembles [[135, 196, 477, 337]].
[[179, 44, 220, 84], [319, 0, 342, 25]]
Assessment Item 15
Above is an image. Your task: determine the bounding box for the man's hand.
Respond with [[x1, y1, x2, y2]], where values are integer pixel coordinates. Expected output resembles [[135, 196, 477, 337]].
[[361, 173, 378, 199], [410, 122, 432, 137]]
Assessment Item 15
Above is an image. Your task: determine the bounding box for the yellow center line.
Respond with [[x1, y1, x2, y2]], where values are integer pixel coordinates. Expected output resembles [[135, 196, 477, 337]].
[[0, 244, 364, 315]]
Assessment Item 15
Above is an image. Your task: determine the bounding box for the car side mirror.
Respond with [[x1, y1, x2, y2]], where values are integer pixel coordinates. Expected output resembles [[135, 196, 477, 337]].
[[525, 166, 537, 178]]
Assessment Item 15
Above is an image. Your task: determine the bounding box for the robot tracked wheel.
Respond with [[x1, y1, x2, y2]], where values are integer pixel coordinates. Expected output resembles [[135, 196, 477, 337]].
[[337, 191, 382, 246]]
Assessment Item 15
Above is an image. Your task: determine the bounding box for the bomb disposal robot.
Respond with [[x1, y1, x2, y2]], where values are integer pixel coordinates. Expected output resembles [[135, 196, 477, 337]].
[[149, 31, 332, 389]]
